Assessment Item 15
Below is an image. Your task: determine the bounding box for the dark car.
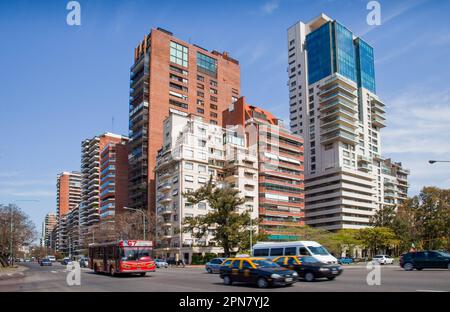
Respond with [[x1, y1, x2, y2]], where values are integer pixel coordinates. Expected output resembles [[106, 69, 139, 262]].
[[274, 256, 343, 282], [400, 251, 450, 271], [219, 257, 298, 288], [61, 258, 73, 265], [40, 258, 52, 266], [205, 257, 226, 273]]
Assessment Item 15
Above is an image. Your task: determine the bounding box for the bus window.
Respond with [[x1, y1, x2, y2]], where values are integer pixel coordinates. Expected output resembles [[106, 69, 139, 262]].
[[270, 248, 283, 256], [299, 247, 310, 256], [285, 247, 296, 255], [254, 249, 269, 257]]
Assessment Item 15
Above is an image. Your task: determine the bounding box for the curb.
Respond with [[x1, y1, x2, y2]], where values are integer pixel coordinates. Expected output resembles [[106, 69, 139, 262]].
[[0, 265, 29, 281]]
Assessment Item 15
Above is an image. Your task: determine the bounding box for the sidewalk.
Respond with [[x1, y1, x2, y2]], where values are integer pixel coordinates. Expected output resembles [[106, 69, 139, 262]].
[[0, 265, 28, 281]]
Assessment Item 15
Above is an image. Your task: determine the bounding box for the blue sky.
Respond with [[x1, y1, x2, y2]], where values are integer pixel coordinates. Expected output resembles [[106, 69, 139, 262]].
[[1, 0, 450, 233]]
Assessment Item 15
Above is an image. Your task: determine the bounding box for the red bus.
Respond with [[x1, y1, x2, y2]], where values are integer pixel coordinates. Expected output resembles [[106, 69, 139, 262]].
[[88, 240, 156, 276]]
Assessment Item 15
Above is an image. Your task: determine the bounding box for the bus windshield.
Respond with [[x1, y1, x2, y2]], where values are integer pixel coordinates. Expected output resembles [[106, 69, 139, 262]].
[[307, 246, 330, 256], [120, 247, 151, 261]]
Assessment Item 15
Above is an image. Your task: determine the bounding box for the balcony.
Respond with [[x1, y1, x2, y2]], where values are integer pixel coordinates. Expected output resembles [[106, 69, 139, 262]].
[[321, 130, 358, 145], [158, 196, 172, 204], [158, 183, 172, 192], [371, 98, 386, 114], [372, 115, 386, 128], [160, 208, 173, 215]]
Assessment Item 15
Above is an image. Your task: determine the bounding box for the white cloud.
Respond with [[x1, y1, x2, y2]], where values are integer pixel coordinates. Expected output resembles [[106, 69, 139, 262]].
[[382, 86, 450, 194], [260, 0, 280, 15]]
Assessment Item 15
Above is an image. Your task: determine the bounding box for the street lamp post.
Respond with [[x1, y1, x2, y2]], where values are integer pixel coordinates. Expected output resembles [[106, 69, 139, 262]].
[[124, 207, 147, 240], [429, 160, 450, 164]]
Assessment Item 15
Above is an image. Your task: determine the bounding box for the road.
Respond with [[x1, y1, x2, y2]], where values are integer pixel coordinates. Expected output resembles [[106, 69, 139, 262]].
[[0, 262, 448, 292]]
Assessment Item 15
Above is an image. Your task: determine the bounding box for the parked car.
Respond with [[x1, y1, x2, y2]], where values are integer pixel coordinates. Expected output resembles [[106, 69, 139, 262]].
[[219, 257, 298, 288], [400, 251, 450, 271], [274, 256, 343, 282], [372, 255, 394, 265], [205, 257, 226, 273], [40, 258, 52, 266], [78, 257, 89, 268], [338, 257, 353, 265], [61, 258, 73, 265], [155, 259, 169, 268], [47, 256, 56, 262]]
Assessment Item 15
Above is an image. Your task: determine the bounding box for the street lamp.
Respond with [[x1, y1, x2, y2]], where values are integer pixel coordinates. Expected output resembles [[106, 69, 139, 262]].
[[429, 160, 450, 164], [124, 207, 147, 241]]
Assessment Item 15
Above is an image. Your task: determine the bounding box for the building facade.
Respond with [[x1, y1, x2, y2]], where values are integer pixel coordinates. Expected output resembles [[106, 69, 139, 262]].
[[381, 159, 410, 207], [80, 133, 128, 250], [128, 28, 241, 230], [223, 97, 305, 240], [99, 140, 130, 223], [287, 14, 408, 230], [56, 171, 81, 252], [154, 112, 258, 263], [42, 212, 57, 248]]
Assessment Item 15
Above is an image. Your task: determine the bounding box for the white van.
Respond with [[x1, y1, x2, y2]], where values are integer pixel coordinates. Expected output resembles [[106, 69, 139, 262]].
[[47, 255, 56, 262], [252, 241, 338, 264]]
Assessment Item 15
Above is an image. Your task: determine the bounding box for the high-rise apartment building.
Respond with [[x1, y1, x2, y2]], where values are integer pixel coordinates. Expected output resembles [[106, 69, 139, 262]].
[[381, 159, 410, 207], [223, 97, 305, 240], [99, 140, 129, 223], [42, 212, 57, 248], [287, 14, 407, 230], [128, 28, 241, 226], [56, 171, 81, 219], [80, 133, 128, 248], [154, 112, 258, 263], [56, 171, 81, 252]]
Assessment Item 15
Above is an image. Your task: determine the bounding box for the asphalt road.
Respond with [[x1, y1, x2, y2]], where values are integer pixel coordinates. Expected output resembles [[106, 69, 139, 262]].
[[0, 262, 448, 292]]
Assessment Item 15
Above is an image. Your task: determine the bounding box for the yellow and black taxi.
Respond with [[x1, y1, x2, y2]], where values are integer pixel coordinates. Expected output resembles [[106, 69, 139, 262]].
[[219, 257, 298, 288], [273, 256, 343, 282]]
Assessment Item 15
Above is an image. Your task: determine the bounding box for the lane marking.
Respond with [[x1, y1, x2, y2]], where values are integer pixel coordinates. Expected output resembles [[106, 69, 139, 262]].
[[416, 289, 448, 292]]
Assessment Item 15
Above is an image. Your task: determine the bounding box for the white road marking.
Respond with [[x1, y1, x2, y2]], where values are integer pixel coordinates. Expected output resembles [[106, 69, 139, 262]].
[[416, 289, 447, 292]]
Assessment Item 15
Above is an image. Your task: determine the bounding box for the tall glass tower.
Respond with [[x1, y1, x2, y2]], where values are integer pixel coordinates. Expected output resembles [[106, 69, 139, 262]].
[[287, 14, 408, 230]]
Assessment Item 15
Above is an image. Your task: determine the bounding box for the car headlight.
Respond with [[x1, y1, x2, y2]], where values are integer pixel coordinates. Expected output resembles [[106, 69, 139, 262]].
[[292, 272, 298, 277], [271, 274, 282, 279], [319, 267, 330, 271]]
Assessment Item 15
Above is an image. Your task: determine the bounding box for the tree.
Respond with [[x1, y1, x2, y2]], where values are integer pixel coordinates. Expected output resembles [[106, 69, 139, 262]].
[[356, 227, 399, 256], [370, 205, 397, 227], [283, 225, 341, 256], [0, 204, 37, 266], [331, 229, 362, 258], [182, 179, 260, 256]]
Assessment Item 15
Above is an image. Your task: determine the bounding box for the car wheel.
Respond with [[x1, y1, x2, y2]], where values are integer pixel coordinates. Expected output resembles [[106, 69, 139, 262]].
[[304, 272, 315, 282], [416, 268, 423, 271], [206, 268, 212, 274], [327, 276, 336, 280], [223, 276, 232, 285], [110, 266, 115, 277], [257, 278, 269, 288], [94, 264, 98, 273], [403, 262, 414, 271], [448, 263, 450, 270], [140, 272, 146, 277]]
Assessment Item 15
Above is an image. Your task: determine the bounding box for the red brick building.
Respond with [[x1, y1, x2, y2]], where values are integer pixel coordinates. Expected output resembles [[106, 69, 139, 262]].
[[223, 97, 305, 240], [128, 28, 241, 228]]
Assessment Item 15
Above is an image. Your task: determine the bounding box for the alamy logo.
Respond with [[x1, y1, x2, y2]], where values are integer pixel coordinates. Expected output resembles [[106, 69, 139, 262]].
[[366, 261, 381, 286], [366, 1, 381, 26], [66, 261, 81, 286], [66, 1, 81, 26]]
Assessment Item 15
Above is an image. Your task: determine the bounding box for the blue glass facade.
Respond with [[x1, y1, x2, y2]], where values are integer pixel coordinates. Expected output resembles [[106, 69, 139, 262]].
[[305, 22, 333, 85], [334, 22, 357, 82], [355, 38, 376, 93], [306, 21, 376, 94]]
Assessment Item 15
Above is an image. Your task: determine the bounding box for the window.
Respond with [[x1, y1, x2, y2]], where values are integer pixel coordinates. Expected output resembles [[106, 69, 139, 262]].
[[184, 175, 194, 182], [198, 202, 206, 209], [210, 112, 217, 118], [198, 140, 206, 147], [197, 99, 204, 106], [197, 91, 204, 98], [253, 249, 269, 257], [287, 257, 297, 265], [197, 108, 204, 114], [210, 80, 217, 87], [197, 75, 204, 82], [275, 257, 285, 265], [197, 52, 217, 77], [270, 248, 283, 256], [198, 177, 207, 184], [170, 41, 188, 67], [285, 247, 296, 255], [197, 83, 204, 90], [210, 88, 218, 95], [170, 65, 188, 75], [169, 99, 188, 109], [210, 96, 217, 102], [210, 104, 217, 110], [184, 162, 193, 170], [231, 260, 241, 269], [198, 165, 206, 172], [242, 260, 252, 269], [299, 247, 310, 256]]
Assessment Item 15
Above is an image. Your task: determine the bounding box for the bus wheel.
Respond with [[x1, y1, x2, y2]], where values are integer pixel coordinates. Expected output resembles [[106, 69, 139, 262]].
[[140, 272, 146, 277], [94, 264, 98, 274], [110, 266, 115, 277]]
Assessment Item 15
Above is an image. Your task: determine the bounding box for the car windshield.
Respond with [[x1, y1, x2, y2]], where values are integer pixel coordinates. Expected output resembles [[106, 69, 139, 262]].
[[374, 256, 383, 258], [252, 260, 279, 268], [121, 247, 151, 261], [307, 246, 330, 256]]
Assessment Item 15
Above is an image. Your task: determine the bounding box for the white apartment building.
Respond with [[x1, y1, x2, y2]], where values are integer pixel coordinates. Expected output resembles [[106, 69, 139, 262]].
[[155, 111, 258, 263], [287, 14, 408, 230]]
